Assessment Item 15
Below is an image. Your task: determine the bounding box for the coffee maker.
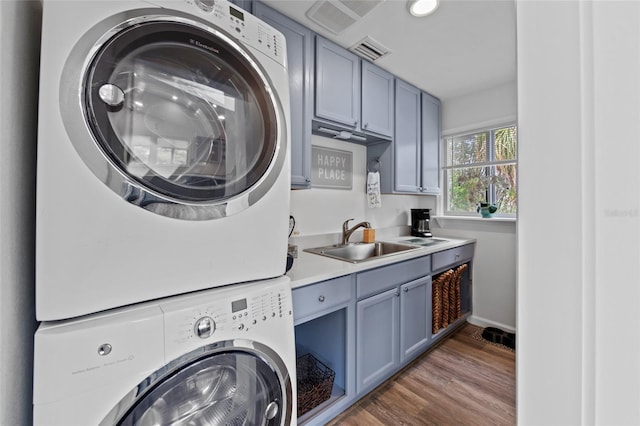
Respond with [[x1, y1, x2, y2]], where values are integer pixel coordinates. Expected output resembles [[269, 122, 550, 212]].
[[410, 208, 432, 238]]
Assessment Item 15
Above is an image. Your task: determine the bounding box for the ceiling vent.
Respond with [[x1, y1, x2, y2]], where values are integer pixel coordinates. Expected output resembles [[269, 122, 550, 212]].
[[350, 36, 390, 61], [306, 0, 385, 34]]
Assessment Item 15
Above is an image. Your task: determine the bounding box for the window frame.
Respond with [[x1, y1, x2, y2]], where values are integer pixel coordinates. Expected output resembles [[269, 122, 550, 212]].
[[442, 124, 517, 218]]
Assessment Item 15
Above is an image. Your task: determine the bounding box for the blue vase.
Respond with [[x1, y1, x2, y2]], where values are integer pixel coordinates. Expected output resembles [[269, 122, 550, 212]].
[[478, 203, 498, 218]]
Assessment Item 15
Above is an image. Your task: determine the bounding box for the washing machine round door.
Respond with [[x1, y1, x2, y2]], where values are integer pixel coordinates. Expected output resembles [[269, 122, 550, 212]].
[[62, 15, 287, 220], [106, 345, 292, 426]]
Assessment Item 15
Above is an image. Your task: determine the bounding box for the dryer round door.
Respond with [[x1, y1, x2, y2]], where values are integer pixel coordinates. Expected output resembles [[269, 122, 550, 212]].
[[102, 342, 293, 426], [60, 13, 288, 220]]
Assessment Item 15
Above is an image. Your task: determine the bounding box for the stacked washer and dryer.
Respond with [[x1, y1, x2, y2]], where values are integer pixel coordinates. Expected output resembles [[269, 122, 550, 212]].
[[33, 0, 295, 424]]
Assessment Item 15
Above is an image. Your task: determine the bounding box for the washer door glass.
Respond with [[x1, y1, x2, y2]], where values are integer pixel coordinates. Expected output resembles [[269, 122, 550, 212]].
[[117, 351, 284, 425], [84, 20, 278, 203]]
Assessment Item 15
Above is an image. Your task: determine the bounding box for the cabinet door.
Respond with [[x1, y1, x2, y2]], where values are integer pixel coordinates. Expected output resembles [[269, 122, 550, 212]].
[[400, 276, 431, 363], [315, 36, 361, 129], [394, 79, 422, 192], [253, 3, 313, 188], [356, 287, 399, 393], [421, 92, 441, 194], [361, 61, 394, 138]]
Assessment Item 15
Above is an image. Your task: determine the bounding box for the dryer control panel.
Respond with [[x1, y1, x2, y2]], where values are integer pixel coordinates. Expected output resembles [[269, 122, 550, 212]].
[[160, 278, 293, 361], [147, 0, 287, 66]]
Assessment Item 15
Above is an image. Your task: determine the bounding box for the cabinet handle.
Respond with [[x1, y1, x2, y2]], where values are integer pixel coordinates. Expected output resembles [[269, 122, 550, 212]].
[[455, 254, 461, 260], [318, 295, 325, 302], [354, 120, 359, 127], [403, 287, 409, 293], [395, 290, 400, 297], [363, 123, 368, 129]]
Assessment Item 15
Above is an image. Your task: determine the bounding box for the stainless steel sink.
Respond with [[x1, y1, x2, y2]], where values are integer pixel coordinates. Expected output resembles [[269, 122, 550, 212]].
[[400, 237, 448, 247], [304, 241, 419, 263]]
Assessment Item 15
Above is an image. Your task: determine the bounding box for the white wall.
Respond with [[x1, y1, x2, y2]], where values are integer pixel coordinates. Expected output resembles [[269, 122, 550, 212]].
[[290, 134, 433, 237], [442, 80, 517, 136], [517, 1, 640, 424], [0, 1, 41, 425], [437, 79, 518, 332], [431, 219, 516, 332]]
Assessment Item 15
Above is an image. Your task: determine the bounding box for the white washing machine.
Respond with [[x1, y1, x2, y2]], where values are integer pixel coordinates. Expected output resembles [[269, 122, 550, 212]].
[[33, 276, 296, 425], [35, 0, 291, 321]]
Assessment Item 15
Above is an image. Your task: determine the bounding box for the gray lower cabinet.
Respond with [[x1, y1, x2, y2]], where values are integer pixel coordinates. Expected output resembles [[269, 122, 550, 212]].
[[354, 255, 431, 394], [292, 275, 356, 425], [400, 276, 432, 362], [253, 2, 313, 188], [355, 275, 432, 393], [293, 245, 473, 425], [356, 287, 399, 392]]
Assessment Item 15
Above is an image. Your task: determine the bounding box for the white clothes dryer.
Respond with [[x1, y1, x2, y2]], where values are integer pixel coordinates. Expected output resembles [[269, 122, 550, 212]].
[[35, 0, 291, 320], [33, 276, 296, 426]]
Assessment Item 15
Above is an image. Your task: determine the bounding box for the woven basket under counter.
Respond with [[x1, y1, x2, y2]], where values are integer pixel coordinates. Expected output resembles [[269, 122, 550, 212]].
[[448, 265, 460, 324], [432, 265, 468, 333], [296, 353, 335, 417], [431, 274, 442, 334], [432, 270, 452, 334], [453, 263, 467, 320], [441, 270, 451, 329]]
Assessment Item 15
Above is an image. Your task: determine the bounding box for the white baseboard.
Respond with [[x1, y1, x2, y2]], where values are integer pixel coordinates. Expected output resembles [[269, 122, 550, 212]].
[[467, 315, 516, 333]]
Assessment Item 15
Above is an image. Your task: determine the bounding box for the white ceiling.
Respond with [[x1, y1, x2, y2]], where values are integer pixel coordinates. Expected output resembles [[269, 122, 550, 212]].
[[259, 0, 517, 101]]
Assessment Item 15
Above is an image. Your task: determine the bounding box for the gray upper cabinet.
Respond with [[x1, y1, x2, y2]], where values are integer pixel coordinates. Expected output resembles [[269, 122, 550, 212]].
[[370, 79, 442, 195], [315, 36, 361, 129], [253, 2, 313, 188], [421, 92, 441, 194], [361, 61, 394, 138], [394, 79, 422, 192], [314, 36, 394, 144]]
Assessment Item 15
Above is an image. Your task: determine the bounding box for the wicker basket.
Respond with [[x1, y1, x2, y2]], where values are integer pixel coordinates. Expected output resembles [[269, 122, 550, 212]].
[[432, 268, 465, 334], [296, 353, 335, 417], [432, 276, 442, 334]]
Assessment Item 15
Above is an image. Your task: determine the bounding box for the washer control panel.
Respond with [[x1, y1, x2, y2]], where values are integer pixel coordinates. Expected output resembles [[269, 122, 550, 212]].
[[162, 282, 292, 357]]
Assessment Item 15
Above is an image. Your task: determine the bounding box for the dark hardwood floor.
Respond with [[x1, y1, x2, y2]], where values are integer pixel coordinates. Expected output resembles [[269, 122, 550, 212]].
[[326, 323, 516, 426]]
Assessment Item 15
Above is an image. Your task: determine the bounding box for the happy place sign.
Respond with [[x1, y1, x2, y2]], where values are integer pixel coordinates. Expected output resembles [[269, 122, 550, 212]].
[[311, 145, 353, 190]]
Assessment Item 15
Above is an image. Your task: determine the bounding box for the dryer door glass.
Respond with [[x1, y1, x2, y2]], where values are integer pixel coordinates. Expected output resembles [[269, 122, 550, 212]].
[[117, 351, 285, 425], [84, 21, 279, 203]]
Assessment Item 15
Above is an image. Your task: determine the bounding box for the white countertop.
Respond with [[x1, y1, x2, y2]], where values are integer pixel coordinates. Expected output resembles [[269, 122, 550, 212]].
[[286, 236, 476, 289]]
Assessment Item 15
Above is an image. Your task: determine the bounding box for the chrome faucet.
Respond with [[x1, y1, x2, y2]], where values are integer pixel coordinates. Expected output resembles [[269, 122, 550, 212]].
[[342, 218, 371, 245]]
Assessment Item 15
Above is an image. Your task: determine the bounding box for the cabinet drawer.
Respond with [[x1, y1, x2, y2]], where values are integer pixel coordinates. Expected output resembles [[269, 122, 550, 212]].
[[432, 244, 475, 271], [293, 275, 352, 321], [356, 256, 431, 299]]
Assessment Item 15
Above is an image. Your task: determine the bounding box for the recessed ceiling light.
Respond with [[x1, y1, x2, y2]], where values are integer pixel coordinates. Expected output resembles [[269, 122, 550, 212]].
[[408, 0, 439, 17]]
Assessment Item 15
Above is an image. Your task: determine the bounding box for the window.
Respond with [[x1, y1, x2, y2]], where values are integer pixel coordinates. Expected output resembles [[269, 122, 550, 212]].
[[443, 125, 517, 216]]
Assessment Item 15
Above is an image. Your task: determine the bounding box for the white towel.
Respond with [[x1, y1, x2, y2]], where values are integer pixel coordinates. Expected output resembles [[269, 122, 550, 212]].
[[367, 171, 382, 208]]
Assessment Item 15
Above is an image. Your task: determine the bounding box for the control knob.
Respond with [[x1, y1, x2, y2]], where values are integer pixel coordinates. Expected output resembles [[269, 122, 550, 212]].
[[194, 316, 216, 339], [194, 0, 215, 12]]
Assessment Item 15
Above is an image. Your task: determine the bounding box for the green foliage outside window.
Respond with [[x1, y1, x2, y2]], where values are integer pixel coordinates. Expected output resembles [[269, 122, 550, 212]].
[[445, 126, 517, 215]]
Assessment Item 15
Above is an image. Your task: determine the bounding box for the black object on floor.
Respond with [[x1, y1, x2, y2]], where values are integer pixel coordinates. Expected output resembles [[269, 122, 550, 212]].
[[481, 327, 516, 350]]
